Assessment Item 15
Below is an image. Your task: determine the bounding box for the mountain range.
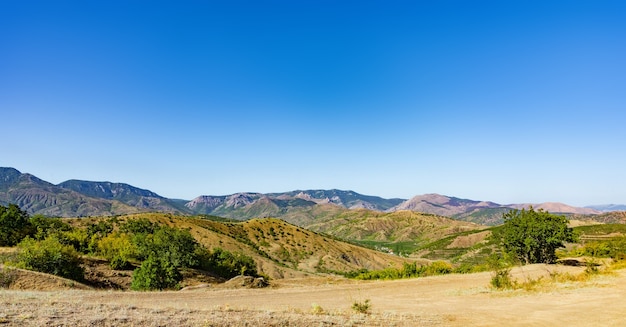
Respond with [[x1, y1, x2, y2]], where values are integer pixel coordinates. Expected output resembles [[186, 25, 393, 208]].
[[0, 167, 617, 225]]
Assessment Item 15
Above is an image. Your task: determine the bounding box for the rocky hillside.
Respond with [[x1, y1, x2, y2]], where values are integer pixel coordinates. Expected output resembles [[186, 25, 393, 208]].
[[58, 180, 189, 213], [389, 193, 502, 216], [184, 189, 404, 219], [0, 168, 141, 217], [0, 167, 608, 224], [0, 168, 186, 217]]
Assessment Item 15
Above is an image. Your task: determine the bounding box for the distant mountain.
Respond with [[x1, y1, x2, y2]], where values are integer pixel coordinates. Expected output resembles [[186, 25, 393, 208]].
[[183, 189, 397, 220], [271, 189, 405, 211], [0, 168, 140, 217], [585, 204, 626, 212], [387, 194, 601, 225], [389, 193, 503, 216], [0, 168, 186, 217], [0, 167, 605, 224], [508, 203, 600, 215], [58, 180, 189, 213]]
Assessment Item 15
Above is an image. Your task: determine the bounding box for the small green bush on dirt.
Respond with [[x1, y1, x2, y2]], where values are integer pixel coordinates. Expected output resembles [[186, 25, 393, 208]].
[[13, 236, 84, 281], [490, 268, 514, 290], [351, 299, 371, 314], [0, 267, 17, 288]]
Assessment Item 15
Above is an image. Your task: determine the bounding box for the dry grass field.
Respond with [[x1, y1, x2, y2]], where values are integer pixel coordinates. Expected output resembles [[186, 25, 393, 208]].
[[2, 263, 625, 326]]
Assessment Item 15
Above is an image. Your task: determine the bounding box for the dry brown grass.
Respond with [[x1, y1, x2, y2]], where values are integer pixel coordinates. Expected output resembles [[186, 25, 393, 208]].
[[0, 290, 439, 326], [3, 264, 626, 326]]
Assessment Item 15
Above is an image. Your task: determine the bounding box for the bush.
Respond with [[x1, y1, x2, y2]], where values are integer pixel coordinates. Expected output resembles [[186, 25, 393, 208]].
[[197, 247, 258, 279], [0, 204, 33, 246], [134, 226, 199, 268], [14, 236, 84, 281], [110, 255, 133, 270], [56, 229, 90, 253], [97, 233, 137, 269], [120, 218, 158, 235], [0, 267, 17, 288], [351, 299, 371, 314], [30, 215, 71, 240], [571, 237, 626, 260], [490, 268, 514, 290], [425, 261, 453, 275], [131, 255, 182, 291], [350, 261, 454, 280]]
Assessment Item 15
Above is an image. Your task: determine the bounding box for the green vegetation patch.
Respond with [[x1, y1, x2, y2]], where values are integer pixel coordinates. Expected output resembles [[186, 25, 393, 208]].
[[574, 224, 626, 236]]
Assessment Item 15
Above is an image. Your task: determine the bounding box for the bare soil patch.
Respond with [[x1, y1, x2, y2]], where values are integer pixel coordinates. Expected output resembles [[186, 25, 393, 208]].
[[446, 230, 491, 248]]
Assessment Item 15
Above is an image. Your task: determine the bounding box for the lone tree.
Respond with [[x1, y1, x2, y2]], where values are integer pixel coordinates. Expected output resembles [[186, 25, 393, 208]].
[[497, 207, 576, 264]]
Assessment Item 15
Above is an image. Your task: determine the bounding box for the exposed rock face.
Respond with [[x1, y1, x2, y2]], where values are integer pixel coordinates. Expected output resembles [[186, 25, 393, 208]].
[[389, 193, 503, 217], [185, 195, 226, 211]]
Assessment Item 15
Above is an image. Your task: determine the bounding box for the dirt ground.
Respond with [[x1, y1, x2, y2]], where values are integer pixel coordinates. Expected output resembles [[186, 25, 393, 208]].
[[1, 264, 625, 326]]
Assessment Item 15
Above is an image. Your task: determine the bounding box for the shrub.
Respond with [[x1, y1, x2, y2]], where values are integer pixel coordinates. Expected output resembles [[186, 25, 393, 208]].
[[56, 229, 90, 253], [488, 253, 515, 290], [30, 215, 71, 240], [196, 247, 258, 279], [14, 236, 84, 281], [97, 233, 137, 269], [425, 261, 453, 275], [490, 268, 514, 290], [351, 299, 371, 314], [134, 226, 199, 268], [571, 237, 626, 260], [0, 267, 17, 288], [0, 204, 33, 246], [311, 303, 325, 315], [131, 255, 182, 291], [120, 218, 158, 235], [110, 255, 133, 270], [350, 261, 454, 280]]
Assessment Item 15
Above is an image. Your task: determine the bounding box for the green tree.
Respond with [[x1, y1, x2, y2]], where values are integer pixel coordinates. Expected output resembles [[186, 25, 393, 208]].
[[0, 204, 33, 246], [134, 226, 199, 268], [130, 255, 182, 291], [30, 215, 72, 240], [497, 207, 576, 264]]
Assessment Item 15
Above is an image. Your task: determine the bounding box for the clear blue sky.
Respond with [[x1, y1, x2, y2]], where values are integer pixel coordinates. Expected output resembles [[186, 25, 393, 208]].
[[2, 1, 625, 206]]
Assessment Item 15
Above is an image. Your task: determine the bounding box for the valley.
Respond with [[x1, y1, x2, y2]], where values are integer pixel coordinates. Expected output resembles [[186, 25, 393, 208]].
[[2, 167, 626, 326]]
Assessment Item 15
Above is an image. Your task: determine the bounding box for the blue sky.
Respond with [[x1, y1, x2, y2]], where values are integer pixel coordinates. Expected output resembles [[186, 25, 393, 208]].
[[2, 1, 625, 206]]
